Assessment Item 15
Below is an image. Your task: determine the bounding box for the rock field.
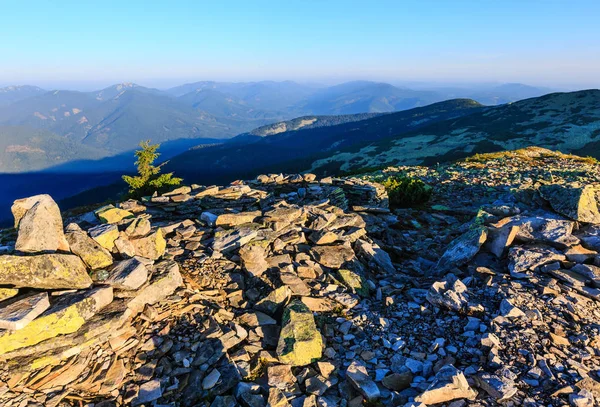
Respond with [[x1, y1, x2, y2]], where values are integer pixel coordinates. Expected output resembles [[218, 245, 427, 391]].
[[2, 147, 600, 407]]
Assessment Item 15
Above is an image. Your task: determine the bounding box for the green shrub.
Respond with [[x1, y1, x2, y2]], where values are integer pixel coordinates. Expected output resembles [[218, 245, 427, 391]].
[[382, 176, 432, 208], [123, 140, 183, 199]]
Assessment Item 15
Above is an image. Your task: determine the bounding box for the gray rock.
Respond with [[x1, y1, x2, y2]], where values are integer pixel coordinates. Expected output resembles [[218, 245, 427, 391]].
[[508, 245, 566, 278], [0, 292, 50, 330], [0, 253, 92, 289], [437, 223, 487, 271], [346, 361, 380, 401], [540, 184, 600, 224], [106, 258, 149, 290], [65, 223, 113, 269], [132, 379, 162, 406], [12, 194, 70, 253], [415, 365, 476, 405], [355, 239, 395, 273], [475, 373, 517, 402], [310, 244, 355, 268], [213, 225, 260, 253]]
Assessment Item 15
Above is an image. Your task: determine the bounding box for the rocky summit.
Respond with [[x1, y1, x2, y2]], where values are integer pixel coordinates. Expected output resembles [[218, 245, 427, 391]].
[[3, 147, 600, 406]]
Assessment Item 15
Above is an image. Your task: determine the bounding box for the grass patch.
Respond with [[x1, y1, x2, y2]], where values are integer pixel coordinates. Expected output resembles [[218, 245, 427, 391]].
[[382, 176, 432, 208]]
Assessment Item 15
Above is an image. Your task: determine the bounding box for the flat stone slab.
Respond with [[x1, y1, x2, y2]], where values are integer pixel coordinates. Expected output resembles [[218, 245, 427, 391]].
[[0, 292, 50, 331], [126, 260, 183, 313], [277, 299, 322, 366], [0, 254, 92, 289], [106, 258, 149, 290], [0, 286, 113, 355]]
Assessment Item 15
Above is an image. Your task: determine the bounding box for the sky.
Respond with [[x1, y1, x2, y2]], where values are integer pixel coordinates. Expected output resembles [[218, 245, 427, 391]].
[[1, 0, 599, 90]]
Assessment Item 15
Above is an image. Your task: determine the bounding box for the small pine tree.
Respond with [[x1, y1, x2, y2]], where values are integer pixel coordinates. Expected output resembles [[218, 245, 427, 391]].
[[123, 140, 182, 198]]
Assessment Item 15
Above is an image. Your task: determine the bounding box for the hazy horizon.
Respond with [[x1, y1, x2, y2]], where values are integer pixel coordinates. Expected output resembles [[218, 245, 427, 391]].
[[0, 78, 588, 93], [2, 0, 599, 90]]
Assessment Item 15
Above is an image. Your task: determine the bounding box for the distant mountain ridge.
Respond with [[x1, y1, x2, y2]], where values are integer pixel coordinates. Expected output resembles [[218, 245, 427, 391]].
[[164, 90, 600, 185], [165, 98, 484, 183], [308, 89, 600, 174], [0, 80, 558, 173]]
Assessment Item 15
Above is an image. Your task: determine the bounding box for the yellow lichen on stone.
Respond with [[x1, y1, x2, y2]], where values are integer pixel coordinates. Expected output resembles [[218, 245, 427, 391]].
[[277, 299, 323, 366], [97, 208, 134, 224], [0, 288, 19, 302], [0, 286, 112, 355]]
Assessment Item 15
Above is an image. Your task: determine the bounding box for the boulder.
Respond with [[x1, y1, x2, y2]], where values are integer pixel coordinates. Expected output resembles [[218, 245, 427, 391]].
[[277, 300, 323, 366], [310, 244, 355, 269], [0, 292, 50, 331], [346, 361, 380, 401], [540, 184, 600, 224], [213, 224, 260, 253], [215, 211, 261, 227], [0, 286, 113, 355], [508, 245, 566, 278], [355, 239, 395, 274], [125, 217, 152, 237], [88, 224, 120, 251], [126, 260, 183, 313], [475, 373, 517, 402], [65, 223, 113, 269], [12, 194, 70, 253], [255, 286, 291, 316], [239, 244, 269, 276], [0, 254, 92, 289], [262, 206, 303, 231], [114, 234, 136, 258], [96, 206, 134, 224], [437, 224, 487, 272], [130, 230, 166, 260], [338, 269, 369, 296], [427, 274, 479, 313], [415, 365, 476, 404], [106, 258, 149, 290]]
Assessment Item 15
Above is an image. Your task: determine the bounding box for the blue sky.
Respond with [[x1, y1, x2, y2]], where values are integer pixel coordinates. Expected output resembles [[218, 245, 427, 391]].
[[1, 0, 599, 89]]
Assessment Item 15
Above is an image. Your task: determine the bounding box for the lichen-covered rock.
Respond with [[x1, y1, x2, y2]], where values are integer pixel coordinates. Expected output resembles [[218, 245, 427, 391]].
[[130, 230, 166, 260], [338, 269, 369, 296], [96, 206, 134, 224], [540, 184, 600, 224], [255, 286, 292, 316], [277, 300, 322, 366], [125, 217, 151, 237], [215, 211, 261, 227], [65, 223, 113, 269], [12, 194, 70, 253], [0, 286, 113, 355], [88, 224, 119, 251], [437, 223, 487, 272], [0, 288, 19, 302], [0, 254, 92, 289]]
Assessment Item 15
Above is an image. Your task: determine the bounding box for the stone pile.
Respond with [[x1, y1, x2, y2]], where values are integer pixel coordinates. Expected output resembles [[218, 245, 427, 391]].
[[3, 151, 600, 407]]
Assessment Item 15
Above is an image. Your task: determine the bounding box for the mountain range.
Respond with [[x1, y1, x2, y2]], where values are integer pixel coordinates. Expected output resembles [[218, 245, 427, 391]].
[[0, 80, 554, 173], [163, 89, 600, 183]]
